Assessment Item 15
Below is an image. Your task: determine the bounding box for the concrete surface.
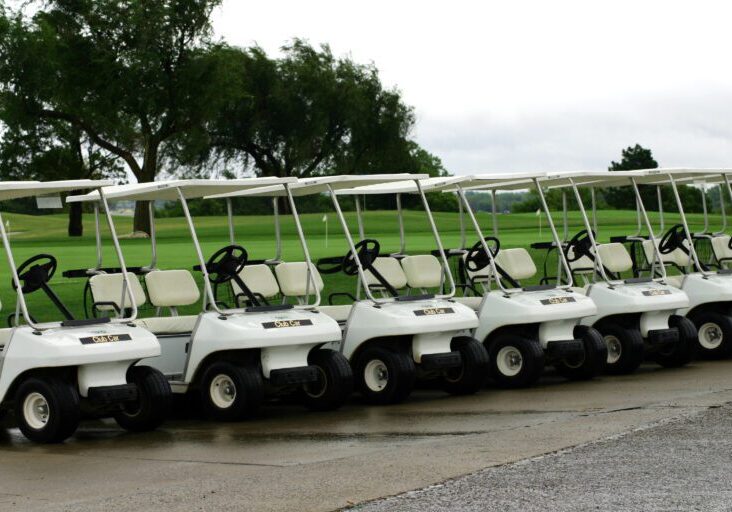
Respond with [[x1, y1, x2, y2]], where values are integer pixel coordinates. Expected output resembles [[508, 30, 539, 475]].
[[1, 361, 731, 512]]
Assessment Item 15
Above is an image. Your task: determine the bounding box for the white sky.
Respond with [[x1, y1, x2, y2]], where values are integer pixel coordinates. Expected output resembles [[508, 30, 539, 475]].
[[212, 0, 732, 175]]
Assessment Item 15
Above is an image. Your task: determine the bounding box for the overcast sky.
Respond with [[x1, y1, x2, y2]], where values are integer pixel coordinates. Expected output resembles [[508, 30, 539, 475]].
[[213, 0, 732, 175]]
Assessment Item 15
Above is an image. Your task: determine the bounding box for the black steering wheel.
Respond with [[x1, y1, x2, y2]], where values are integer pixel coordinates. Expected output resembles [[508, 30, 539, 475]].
[[565, 229, 595, 263], [465, 237, 500, 272], [14, 254, 57, 293], [205, 245, 248, 284], [659, 224, 689, 255], [342, 239, 380, 276]]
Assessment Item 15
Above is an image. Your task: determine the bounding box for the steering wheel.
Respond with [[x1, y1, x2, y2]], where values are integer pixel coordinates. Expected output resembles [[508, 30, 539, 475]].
[[205, 245, 248, 284], [565, 229, 595, 263], [14, 254, 57, 293], [465, 237, 500, 272], [659, 224, 689, 254], [342, 239, 380, 276]]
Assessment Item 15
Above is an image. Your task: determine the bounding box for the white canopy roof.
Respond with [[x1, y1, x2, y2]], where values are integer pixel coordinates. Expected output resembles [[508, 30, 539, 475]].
[[0, 180, 113, 201], [541, 169, 730, 189], [67, 177, 295, 203], [205, 174, 429, 199]]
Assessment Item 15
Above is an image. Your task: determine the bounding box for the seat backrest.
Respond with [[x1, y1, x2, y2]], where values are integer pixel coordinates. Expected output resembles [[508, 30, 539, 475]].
[[364, 257, 408, 290], [234, 264, 281, 299], [596, 243, 633, 274], [642, 239, 691, 267], [274, 262, 324, 297], [711, 235, 732, 263], [401, 254, 443, 289], [144, 270, 200, 308], [567, 247, 596, 274], [89, 273, 146, 311], [495, 248, 537, 281]]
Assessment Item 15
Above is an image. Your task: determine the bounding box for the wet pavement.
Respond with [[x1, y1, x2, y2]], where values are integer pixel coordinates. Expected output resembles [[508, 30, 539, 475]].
[[1, 361, 732, 512]]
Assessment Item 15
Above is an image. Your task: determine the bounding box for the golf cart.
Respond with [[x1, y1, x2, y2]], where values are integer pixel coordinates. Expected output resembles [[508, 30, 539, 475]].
[[207, 175, 486, 405], [68, 178, 351, 420], [0, 180, 171, 443], [533, 171, 695, 374]]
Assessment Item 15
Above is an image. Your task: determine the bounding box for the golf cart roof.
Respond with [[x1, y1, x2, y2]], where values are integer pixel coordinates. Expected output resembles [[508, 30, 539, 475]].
[[542, 169, 729, 189], [67, 177, 296, 203], [0, 179, 113, 201], [205, 174, 429, 199]]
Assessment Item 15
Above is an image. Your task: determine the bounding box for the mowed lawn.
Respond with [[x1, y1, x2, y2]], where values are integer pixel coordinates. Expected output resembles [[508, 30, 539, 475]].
[[0, 208, 716, 323]]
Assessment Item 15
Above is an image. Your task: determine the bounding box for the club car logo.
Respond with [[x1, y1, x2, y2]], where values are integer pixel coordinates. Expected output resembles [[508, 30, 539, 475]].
[[540, 296, 576, 305], [643, 289, 672, 296], [79, 333, 132, 345], [262, 319, 314, 329], [414, 307, 454, 316]]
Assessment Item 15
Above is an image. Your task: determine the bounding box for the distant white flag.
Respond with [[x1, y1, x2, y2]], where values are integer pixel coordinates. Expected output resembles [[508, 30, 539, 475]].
[[535, 209, 541, 216], [322, 214, 327, 222]]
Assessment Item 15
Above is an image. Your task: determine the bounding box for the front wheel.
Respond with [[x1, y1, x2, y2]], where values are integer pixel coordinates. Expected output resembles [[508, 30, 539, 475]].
[[488, 334, 544, 388], [598, 323, 644, 375], [114, 366, 172, 432], [200, 361, 264, 421], [689, 310, 732, 359], [301, 349, 353, 411], [355, 346, 416, 405], [441, 337, 489, 395], [14, 376, 80, 443], [555, 326, 608, 380]]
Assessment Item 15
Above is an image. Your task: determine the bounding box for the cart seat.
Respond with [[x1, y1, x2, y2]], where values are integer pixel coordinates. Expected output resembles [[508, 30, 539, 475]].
[[275, 262, 324, 297], [135, 315, 199, 334], [234, 264, 281, 301], [453, 296, 483, 310], [596, 243, 633, 274], [89, 273, 147, 312], [570, 286, 588, 295], [317, 305, 352, 322], [364, 257, 408, 290], [401, 255, 443, 289], [495, 248, 537, 280], [144, 270, 200, 307], [711, 235, 732, 266], [568, 249, 596, 275], [664, 275, 685, 288], [642, 240, 691, 267]]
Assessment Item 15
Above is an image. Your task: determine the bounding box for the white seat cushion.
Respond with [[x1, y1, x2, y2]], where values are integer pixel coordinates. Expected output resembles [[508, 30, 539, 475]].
[[235, 264, 281, 299], [364, 257, 408, 289], [664, 275, 684, 288], [711, 235, 732, 264], [596, 243, 633, 274], [145, 270, 200, 307], [89, 273, 146, 311], [642, 240, 691, 267], [275, 262, 324, 297], [495, 248, 537, 281], [453, 296, 483, 310], [568, 248, 596, 274], [401, 255, 443, 289], [135, 315, 199, 334], [318, 305, 352, 322]]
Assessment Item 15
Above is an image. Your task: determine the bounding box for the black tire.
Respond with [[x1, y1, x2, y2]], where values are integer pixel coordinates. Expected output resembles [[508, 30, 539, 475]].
[[354, 346, 416, 405], [199, 361, 264, 421], [114, 366, 172, 432], [488, 334, 544, 388], [689, 310, 732, 359], [654, 315, 697, 367], [555, 325, 608, 380], [598, 323, 645, 375], [441, 337, 489, 395], [14, 376, 80, 443], [301, 349, 354, 411]]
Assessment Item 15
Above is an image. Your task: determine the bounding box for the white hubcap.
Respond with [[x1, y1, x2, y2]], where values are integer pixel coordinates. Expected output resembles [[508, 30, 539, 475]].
[[699, 322, 723, 350], [364, 359, 388, 392], [496, 346, 523, 377], [23, 392, 49, 430], [605, 335, 622, 364], [210, 375, 237, 409]]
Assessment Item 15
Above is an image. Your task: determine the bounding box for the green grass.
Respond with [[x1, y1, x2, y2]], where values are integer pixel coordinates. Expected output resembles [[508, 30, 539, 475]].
[[0, 208, 720, 323]]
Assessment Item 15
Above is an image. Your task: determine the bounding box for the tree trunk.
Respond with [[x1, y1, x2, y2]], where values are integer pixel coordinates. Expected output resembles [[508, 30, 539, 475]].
[[68, 194, 83, 237], [132, 141, 158, 234]]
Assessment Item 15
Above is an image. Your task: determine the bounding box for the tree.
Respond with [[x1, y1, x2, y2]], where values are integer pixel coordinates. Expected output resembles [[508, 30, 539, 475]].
[[0, 0, 234, 233], [604, 144, 659, 209]]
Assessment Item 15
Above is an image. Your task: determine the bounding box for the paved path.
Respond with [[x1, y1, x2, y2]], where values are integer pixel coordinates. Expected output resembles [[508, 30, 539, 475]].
[[1, 361, 731, 512]]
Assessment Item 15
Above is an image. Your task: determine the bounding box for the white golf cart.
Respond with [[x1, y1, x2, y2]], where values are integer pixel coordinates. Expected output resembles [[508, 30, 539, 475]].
[[532, 171, 695, 374], [207, 175, 486, 405], [68, 178, 351, 420], [0, 180, 171, 443]]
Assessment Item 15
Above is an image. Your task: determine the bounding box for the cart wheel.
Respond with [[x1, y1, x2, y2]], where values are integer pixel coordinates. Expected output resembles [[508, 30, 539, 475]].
[[555, 326, 608, 380], [114, 366, 172, 432], [14, 376, 80, 443], [200, 361, 264, 421], [355, 346, 415, 405], [654, 315, 697, 367], [488, 334, 544, 388], [598, 323, 644, 374], [301, 349, 353, 411], [689, 310, 732, 359], [442, 337, 489, 395]]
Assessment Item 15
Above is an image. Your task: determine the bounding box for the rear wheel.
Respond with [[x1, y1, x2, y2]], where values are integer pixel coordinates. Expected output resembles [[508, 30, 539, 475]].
[[200, 362, 264, 421], [598, 323, 644, 374], [655, 315, 697, 367], [14, 376, 80, 443], [488, 334, 544, 388], [301, 349, 353, 411], [441, 337, 489, 395], [689, 311, 732, 359], [114, 366, 172, 432], [555, 325, 608, 380], [355, 346, 416, 405]]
